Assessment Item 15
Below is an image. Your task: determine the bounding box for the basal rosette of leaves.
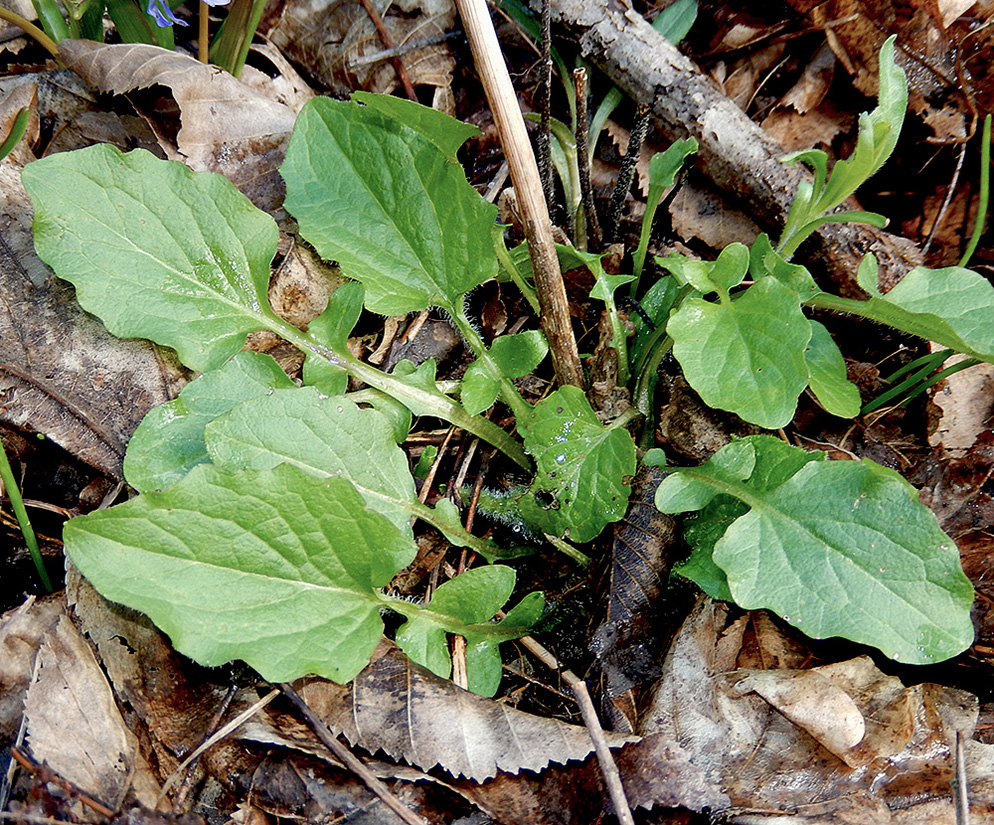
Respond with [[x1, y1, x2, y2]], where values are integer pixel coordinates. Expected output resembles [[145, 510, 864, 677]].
[[23, 92, 639, 693]]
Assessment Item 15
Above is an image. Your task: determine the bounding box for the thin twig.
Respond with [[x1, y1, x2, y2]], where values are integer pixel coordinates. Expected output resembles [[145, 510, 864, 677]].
[[455, 0, 584, 388], [9, 748, 116, 819], [572, 680, 636, 825], [348, 30, 462, 68], [606, 104, 651, 242], [537, 0, 554, 210], [358, 0, 418, 101], [955, 730, 970, 825], [923, 138, 967, 257], [499, 627, 634, 823], [280, 683, 430, 825], [573, 67, 602, 249], [157, 688, 280, 808]]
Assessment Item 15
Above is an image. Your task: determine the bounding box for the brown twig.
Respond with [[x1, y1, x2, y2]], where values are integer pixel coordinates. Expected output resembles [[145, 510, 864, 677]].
[[573, 67, 602, 249], [497, 626, 635, 823], [280, 683, 430, 825], [572, 680, 636, 825], [955, 730, 970, 825], [537, 0, 554, 210], [455, 0, 584, 389], [9, 747, 116, 819], [358, 0, 418, 101]]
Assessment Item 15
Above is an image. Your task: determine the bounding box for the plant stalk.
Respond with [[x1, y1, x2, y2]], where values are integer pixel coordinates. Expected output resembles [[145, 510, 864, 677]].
[[455, 0, 585, 390]]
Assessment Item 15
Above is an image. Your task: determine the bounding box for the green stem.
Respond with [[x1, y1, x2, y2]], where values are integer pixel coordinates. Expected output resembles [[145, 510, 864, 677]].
[[493, 224, 540, 314], [806, 291, 993, 363], [0, 5, 60, 57], [449, 304, 534, 423], [281, 322, 532, 470], [960, 113, 992, 268], [0, 440, 51, 591], [377, 591, 533, 639]]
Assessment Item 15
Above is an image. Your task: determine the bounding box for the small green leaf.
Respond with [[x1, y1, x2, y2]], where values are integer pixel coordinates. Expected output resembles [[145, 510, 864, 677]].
[[281, 98, 498, 315], [350, 91, 480, 161], [518, 386, 636, 541], [124, 352, 296, 493], [64, 463, 417, 683], [489, 330, 549, 377], [806, 320, 862, 418], [461, 365, 500, 415], [24, 145, 279, 373], [660, 436, 975, 664], [669, 277, 812, 428], [304, 280, 364, 352], [655, 438, 756, 513]]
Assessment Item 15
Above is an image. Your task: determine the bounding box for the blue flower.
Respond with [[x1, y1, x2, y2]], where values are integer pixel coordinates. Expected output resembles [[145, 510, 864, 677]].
[[146, 0, 186, 26], [145, 0, 230, 27]]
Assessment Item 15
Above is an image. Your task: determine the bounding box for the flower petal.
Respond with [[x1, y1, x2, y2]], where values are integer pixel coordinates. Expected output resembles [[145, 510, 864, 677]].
[[146, 0, 187, 26]]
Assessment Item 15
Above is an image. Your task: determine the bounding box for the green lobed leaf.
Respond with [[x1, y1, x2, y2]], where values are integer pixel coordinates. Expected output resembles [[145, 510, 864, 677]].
[[302, 281, 364, 395], [350, 92, 480, 161], [124, 352, 296, 494], [659, 436, 975, 664], [668, 276, 812, 429], [805, 320, 862, 418], [461, 366, 500, 416], [394, 567, 542, 696], [24, 144, 280, 373], [518, 386, 636, 542], [672, 437, 825, 600], [281, 98, 498, 315], [462, 331, 549, 415], [64, 463, 417, 683]]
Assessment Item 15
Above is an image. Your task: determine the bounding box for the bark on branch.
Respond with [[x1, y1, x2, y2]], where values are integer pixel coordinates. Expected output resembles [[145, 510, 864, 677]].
[[543, 0, 923, 292]]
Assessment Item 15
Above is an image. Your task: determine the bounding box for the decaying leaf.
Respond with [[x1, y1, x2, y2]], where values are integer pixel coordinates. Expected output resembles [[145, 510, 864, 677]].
[[262, 0, 456, 103], [0, 160, 183, 478], [57, 40, 297, 211], [295, 640, 637, 781], [0, 596, 62, 744], [590, 463, 694, 731], [624, 597, 994, 823], [23, 610, 138, 812]]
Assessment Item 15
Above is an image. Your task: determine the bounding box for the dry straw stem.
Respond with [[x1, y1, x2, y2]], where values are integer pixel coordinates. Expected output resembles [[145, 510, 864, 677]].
[[455, 0, 585, 389]]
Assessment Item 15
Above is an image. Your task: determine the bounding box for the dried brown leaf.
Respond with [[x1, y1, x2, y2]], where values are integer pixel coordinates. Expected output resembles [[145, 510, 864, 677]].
[[297, 640, 636, 781], [628, 597, 994, 822], [0, 596, 62, 744], [23, 610, 137, 811], [58, 40, 297, 211]]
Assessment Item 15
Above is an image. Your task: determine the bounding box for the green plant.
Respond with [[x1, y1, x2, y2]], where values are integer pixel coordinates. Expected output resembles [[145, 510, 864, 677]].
[[22, 36, 980, 687]]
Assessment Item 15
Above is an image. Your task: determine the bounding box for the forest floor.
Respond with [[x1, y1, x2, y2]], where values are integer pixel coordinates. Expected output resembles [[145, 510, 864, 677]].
[[4, 0, 994, 823]]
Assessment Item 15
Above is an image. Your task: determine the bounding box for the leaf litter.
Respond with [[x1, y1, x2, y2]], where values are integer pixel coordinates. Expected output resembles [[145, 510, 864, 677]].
[[5, 1, 994, 824]]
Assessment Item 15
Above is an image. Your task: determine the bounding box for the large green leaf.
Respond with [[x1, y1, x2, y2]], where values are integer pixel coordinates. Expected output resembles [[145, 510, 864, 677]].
[[206, 388, 418, 534], [350, 92, 480, 161], [205, 388, 500, 556], [657, 436, 975, 664], [24, 145, 280, 373], [281, 98, 498, 315], [668, 277, 812, 429], [64, 463, 417, 683], [124, 352, 296, 493], [517, 386, 636, 542]]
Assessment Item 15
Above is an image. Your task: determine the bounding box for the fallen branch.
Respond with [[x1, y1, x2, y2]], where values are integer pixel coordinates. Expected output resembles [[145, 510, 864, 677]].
[[543, 0, 924, 292]]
